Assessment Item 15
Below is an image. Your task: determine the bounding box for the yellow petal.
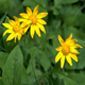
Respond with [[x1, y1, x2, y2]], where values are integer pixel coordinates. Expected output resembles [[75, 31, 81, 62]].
[[56, 46, 62, 51], [33, 5, 39, 15], [37, 23, 46, 33], [9, 20, 15, 26], [18, 18, 26, 22], [18, 18, 28, 22], [20, 21, 30, 28], [70, 47, 79, 54], [55, 52, 62, 62], [75, 44, 83, 48], [19, 18, 32, 24], [6, 33, 15, 41], [25, 20, 32, 24], [17, 34, 22, 41], [13, 16, 18, 21], [30, 25, 35, 38], [3, 23, 12, 29], [13, 35, 17, 43], [66, 39, 75, 46], [60, 55, 65, 68], [65, 34, 74, 44], [66, 54, 72, 66], [3, 30, 13, 36], [26, 7, 32, 16], [66, 34, 72, 40], [35, 26, 41, 37], [20, 13, 28, 19], [37, 12, 48, 18], [24, 25, 30, 33], [70, 54, 78, 62], [37, 19, 47, 25], [58, 35, 64, 45]]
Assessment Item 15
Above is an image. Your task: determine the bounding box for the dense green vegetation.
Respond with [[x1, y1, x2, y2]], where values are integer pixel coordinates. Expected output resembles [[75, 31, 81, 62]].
[[0, 0, 85, 85]]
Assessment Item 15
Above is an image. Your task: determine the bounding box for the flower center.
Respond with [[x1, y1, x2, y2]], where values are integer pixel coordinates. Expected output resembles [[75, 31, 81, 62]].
[[13, 27, 19, 32], [13, 27, 24, 35], [29, 15, 37, 24], [62, 43, 70, 55]]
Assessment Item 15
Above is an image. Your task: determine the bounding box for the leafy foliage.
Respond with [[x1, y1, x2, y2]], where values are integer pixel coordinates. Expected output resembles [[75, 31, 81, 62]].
[[0, 0, 85, 85]]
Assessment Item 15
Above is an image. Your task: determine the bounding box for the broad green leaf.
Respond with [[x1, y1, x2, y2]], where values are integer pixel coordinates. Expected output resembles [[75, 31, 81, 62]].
[[0, 52, 8, 68], [20, 35, 51, 72], [25, 46, 51, 84], [27, 47, 51, 72], [54, 71, 77, 85], [63, 72, 85, 85], [26, 57, 42, 85], [54, 71, 85, 85], [56, 72, 85, 85], [69, 72, 85, 85], [60, 6, 81, 26], [3, 45, 24, 85]]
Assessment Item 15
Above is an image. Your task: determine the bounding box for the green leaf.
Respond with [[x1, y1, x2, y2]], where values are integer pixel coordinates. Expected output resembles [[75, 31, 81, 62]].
[[63, 72, 85, 85], [27, 47, 51, 72], [69, 72, 85, 85], [26, 57, 42, 85], [61, 6, 81, 26], [3, 45, 24, 85], [0, 52, 8, 68], [53, 71, 85, 85], [56, 71, 85, 85]]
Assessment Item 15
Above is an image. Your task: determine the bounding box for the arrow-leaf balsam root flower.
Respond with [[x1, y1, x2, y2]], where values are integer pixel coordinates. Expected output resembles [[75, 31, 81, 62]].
[[2, 17, 29, 42], [55, 34, 82, 68], [19, 5, 48, 38]]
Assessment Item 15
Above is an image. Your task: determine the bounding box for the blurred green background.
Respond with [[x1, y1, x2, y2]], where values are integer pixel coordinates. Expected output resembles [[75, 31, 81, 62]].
[[0, 0, 85, 85]]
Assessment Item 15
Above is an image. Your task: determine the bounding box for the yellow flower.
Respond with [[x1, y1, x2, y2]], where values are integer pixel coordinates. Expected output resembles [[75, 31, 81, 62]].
[[19, 5, 48, 38], [2, 17, 28, 42], [55, 34, 82, 68]]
